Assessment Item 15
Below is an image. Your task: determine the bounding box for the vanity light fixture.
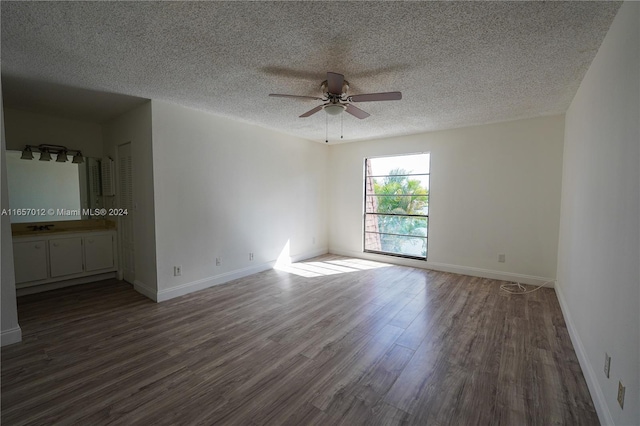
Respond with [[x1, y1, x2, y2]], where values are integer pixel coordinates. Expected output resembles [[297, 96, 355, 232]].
[[21, 144, 83, 164], [39, 150, 52, 161], [20, 147, 34, 160], [72, 152, 84, 164]]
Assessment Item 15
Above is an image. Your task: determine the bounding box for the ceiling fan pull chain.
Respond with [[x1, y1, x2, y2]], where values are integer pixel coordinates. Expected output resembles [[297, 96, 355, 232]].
[[325, 112, 329, 143], [341, 113, 344, 139]]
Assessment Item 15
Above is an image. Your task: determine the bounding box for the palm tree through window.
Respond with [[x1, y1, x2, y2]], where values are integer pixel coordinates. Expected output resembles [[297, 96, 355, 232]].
[[364, 153, 430, 259]]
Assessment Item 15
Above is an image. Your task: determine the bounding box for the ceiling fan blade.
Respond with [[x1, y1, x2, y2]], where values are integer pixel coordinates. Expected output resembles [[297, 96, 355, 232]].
[[345, 104, 370, 119], [299, 105, 324, 118], [327, 72, 344, 94], [269, 94, 324, 101], [349, 92, 402, 102]]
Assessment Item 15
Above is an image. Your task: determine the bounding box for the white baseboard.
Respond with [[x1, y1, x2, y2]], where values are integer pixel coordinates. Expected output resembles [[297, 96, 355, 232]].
[[156, 262, 273, 302], [426, 261, 554, 287], [290, 247, 330, 263], [555, 282, 613, 426], [134, 280, 158, 302], [1, 326, 22, 347], [155, 248, 329, 303], [16, 272, 118, 296], [328, 248, 554, 287]]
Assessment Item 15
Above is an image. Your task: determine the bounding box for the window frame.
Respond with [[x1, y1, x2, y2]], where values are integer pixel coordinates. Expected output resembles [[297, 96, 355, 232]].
[[362, 153, 430, 261]]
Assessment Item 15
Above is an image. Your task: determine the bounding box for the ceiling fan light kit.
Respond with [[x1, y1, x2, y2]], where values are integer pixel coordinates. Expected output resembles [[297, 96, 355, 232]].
[[269, 71, 402, 142], [323, 104, 346, 115]]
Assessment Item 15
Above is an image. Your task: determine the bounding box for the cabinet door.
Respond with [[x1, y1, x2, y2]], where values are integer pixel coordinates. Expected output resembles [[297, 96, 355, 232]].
[[13, 241, 48, 283], [84, 235, 114, 272], [49, 238, 84, 277]]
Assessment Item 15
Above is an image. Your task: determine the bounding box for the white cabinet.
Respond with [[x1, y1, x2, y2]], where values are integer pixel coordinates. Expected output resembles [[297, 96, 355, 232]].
[[84, 234, 115, 272], [12, 230, 117, 290], [13, 241, 48, 283], [49, 237, 84, 277]]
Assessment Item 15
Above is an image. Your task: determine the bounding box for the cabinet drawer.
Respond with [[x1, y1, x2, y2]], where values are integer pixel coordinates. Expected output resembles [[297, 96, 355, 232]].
[[13, 241, 48, 283], [84, 235, 114, 271], [49, 237, 84, 277]]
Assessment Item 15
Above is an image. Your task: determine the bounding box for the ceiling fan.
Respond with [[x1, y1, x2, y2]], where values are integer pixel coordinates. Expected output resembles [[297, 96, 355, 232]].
[[269, 71, 402, 120]]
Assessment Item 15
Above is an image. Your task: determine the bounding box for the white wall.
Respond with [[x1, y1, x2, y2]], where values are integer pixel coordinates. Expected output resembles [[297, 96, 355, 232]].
[[4, 108, 103, 158], [556, 3, 639, 425], [1, 91, 22, 346], [328, 115, 564, 284], [150, 100, 328, 300], [102, 101, 158, 296]]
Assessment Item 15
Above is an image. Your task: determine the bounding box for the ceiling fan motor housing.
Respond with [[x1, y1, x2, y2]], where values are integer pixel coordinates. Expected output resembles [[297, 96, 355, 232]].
[[321, 80, 349, 97]]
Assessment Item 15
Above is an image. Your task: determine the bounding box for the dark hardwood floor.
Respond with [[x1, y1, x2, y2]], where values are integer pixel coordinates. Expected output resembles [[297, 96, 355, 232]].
[[1, 255, 598, 425]]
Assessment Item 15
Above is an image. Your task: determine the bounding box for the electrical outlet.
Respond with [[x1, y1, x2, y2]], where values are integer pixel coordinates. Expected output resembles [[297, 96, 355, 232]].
[[604, 353, 611, 378], [249, 252, 254, 261], [312, 236, 316, 245], [617, 381, 625, 409], [173, 265, 182, 276], [215, 257, 221, 266], [498, 253, 506, 263]]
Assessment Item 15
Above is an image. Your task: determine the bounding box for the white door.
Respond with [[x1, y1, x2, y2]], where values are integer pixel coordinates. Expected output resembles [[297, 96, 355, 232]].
[[13, 241, 48, 283], [49, 237, 84, 277], [85, 234, 115, 272], [117, 142, 135, 284]]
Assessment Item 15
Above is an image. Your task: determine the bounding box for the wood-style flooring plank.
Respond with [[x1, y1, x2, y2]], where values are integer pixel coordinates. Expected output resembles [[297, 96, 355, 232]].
[[1, 254, 599, 425]]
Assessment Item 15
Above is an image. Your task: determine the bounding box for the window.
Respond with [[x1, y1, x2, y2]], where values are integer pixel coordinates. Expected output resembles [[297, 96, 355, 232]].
[[364, 153, 430, 259]]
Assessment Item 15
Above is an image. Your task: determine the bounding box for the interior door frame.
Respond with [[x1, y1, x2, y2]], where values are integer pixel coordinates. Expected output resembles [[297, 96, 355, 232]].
[[116, 141, 135, 284]]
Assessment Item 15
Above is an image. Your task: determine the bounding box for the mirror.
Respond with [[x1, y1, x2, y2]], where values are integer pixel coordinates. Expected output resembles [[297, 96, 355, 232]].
[[5, 150, 105, 223]]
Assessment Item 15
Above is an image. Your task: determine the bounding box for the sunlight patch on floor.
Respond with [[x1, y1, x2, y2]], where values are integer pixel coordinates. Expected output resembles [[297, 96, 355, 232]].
[[275, 257, 391, 278]]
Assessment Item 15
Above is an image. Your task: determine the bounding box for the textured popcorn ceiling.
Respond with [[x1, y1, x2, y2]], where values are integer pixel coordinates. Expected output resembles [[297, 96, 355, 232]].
[[1, 1, 620, 143]]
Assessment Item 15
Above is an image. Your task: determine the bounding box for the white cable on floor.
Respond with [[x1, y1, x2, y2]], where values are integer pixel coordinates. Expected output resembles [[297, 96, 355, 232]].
[[500, 280, 554, 294]]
